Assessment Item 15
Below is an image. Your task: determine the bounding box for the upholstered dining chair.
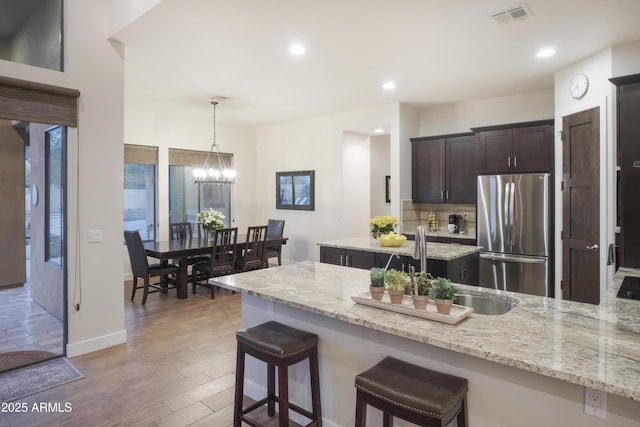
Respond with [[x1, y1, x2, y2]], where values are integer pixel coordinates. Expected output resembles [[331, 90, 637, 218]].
[[263, 219, 285, 267], [235, 225, 268, 273], [124, 230, 178, 305], [170, 222, 193, 240], [192, 227, 238, 298]]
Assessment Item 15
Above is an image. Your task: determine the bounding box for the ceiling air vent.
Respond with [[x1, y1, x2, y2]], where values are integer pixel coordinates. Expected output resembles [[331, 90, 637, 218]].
[[490, 4, 532, 24]]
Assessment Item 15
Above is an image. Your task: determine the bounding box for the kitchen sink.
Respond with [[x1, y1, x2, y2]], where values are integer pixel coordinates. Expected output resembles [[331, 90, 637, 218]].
[[454, 294, 517, 315]]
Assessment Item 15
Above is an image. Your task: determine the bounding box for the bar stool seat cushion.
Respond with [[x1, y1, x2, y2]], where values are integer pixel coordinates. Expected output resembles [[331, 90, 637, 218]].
[[236, 320, 318, 356], [355, 356, 468, 419]]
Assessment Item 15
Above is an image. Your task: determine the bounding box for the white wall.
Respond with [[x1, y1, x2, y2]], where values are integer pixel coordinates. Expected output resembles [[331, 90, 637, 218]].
[[124, 104, 258, 239], [369, 134, 390, 218], [0, 0, 128, 356], [255, 104, 396, 262], [418, 89, 555, 136]]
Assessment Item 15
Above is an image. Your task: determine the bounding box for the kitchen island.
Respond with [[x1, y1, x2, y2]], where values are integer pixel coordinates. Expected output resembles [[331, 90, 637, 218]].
[[211, 262, 640, 426], [319, 236, 481, 284]]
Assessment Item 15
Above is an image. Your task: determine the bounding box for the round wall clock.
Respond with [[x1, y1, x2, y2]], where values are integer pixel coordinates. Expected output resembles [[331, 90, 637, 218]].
[[569, 73, 589, 99]]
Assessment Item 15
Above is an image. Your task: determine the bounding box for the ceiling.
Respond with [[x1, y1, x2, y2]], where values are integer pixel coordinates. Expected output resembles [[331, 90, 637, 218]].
[[113, 0, 640, 127]]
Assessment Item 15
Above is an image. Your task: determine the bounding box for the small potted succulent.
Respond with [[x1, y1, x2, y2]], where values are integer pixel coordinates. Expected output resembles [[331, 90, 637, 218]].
[[410, 270, 433, 310], [432, 277, 458, 315], [385, 269, 408, 304], [369, 267, 386, 301]]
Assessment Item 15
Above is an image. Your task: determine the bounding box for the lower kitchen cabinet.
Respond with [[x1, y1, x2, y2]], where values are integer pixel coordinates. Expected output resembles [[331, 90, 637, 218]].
[[319, 246, 375, 269], [319, 246, 479, 285]]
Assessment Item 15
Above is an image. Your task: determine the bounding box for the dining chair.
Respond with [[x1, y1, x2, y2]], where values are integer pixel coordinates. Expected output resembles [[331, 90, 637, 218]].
[[192, 227, 238, 298], [170, 222, 193, 240], [124, 230, 178, 305], [235, 225, 268, 272], [263, 219, 285, 267]]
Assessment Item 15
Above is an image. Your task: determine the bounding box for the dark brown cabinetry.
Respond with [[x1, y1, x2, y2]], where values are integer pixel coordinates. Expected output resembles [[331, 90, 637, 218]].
[[319, 246, 478, 285], [610, 74, 640, 267], [319, 246, 375, 269], [473, 120, 553, 175], [411, 133, 476, 203]]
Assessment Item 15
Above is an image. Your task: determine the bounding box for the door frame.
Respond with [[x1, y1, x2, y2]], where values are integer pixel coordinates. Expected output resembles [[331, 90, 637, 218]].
[[554, 96, 613, 302]]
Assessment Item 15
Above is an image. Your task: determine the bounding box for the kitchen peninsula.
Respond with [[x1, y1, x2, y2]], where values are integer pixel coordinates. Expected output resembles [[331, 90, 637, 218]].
[[211, 262, 640, 427], [318, 236, 480, 285]]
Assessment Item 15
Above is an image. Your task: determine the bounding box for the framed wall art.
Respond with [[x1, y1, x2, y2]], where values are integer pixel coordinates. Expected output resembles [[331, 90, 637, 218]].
[[276, 170, 315, 210]]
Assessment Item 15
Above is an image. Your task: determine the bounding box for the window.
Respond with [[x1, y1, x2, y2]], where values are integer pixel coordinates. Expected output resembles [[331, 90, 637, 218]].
[[0, 0, 64, 71], [168, 149, 232, 234], [124, 145, 157, 242], [45, 125, 65, 266]]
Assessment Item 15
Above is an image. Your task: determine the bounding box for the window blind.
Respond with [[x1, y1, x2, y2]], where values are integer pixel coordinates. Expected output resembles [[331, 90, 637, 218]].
[[0, 76, 79, 127], [124, 144, 158, 165], [168, 148, 233, 167]]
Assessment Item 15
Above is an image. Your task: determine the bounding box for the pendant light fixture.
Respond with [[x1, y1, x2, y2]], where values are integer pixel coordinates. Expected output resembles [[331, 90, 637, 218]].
[[193, 100, 236, 184]]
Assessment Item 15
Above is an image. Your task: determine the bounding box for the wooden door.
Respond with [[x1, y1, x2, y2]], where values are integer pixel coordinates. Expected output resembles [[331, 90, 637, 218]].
[[562, 108, 600, 304], [446, 135, 476, 203], [512, 124, 552, 173], [475, 129, 512, 174], [411, 139, 445, 202]]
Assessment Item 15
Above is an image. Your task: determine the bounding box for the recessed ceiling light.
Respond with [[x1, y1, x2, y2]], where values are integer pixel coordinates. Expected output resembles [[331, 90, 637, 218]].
[[373, 128, 384, 134], [537, 48, 556, 58], [382, 81, 396, 90], [289, 44, 306, 55]]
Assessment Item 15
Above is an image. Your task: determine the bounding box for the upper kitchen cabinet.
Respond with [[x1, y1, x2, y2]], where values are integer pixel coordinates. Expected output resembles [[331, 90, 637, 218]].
[[473, 120, 553, 175], [610, 74, 640, 268], [411, 133, 476, 204]]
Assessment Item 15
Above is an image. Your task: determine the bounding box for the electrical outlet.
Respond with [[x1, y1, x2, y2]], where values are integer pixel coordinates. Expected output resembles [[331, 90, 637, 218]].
[[584, 387, 607, 419]]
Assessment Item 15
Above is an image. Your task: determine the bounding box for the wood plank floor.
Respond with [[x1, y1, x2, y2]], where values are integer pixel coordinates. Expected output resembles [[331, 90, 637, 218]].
[[0, 282, 291, 427]]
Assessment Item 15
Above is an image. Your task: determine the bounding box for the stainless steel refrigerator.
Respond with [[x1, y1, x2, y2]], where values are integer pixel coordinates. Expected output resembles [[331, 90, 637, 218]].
[[477, 173, 551, 297]]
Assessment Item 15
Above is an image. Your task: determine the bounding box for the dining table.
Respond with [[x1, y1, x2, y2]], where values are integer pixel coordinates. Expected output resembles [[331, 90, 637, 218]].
[[143, 234, 287, 299]]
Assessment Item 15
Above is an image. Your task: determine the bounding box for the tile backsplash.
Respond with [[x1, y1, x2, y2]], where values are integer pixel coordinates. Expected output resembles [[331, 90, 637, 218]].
[[401, 200, 476, 238]]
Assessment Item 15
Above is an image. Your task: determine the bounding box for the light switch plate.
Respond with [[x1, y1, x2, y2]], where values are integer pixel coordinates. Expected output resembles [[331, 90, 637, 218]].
[[88, 229, 102, 243]]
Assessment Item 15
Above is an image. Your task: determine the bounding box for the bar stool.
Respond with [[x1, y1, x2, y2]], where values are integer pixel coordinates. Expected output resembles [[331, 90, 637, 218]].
[[234, 321, 322, 427], [354, 356, 468, 427]]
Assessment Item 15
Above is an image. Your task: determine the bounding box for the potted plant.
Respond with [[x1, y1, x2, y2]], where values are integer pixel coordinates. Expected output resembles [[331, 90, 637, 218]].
[[369, 215, 398, 239], [432, 277, 458, 315], [384, 269, 408, 304], [410, 270, 433, 310], [369, 267, 385, 301]]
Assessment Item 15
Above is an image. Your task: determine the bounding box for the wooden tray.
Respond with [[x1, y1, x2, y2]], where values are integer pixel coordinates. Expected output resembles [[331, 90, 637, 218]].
[[351, 292, 473, 325]]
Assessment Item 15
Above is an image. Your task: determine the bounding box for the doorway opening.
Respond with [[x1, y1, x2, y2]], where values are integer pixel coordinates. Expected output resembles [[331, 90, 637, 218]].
[[0, 120, 65, 373]]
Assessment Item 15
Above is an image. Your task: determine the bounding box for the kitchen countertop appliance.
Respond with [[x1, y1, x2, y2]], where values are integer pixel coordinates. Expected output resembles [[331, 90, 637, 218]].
[[477, 173, 551, 297], [448, 214, 460, 234]]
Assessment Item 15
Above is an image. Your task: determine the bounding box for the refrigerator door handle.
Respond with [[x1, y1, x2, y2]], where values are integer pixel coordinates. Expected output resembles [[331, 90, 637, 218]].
[[509, 181, 515, 246], [503, 181, 511, 245], [480, 253, 547, 264]]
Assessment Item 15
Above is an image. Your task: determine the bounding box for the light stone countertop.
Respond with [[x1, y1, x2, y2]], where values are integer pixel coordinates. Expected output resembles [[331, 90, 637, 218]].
[[211, 262, 640, 401], [318, 236, 480, 261]]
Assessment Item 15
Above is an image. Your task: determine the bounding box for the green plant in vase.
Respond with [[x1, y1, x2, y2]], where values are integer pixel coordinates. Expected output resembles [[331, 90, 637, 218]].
[[410, 270, 433, 310], [369, 267, 386, 301], [384, 269, 408, 304], [432, 277, 458, 315]]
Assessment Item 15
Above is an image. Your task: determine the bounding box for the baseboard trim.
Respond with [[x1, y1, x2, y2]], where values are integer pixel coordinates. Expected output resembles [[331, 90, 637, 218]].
[[66, 329, 127, 357]]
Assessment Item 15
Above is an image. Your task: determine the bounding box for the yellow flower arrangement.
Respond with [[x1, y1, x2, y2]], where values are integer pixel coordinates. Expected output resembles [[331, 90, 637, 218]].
[[369, 215, 398, 239]]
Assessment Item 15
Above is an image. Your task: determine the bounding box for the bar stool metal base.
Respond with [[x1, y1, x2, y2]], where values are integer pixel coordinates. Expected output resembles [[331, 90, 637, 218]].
[[234, 321, 322, 427]]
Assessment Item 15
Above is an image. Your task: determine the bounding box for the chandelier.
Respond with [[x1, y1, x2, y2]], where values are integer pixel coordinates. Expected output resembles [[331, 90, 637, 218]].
[[193, 100, 236, 184]]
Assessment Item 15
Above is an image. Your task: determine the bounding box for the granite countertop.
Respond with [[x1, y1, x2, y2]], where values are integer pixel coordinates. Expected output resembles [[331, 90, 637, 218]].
[[318, 237, 480, 261], [212, 262, 640, 401]]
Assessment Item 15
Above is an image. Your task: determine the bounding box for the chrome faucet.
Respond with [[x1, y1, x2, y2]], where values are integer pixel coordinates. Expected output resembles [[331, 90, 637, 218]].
[[384, 253, 400, 271], [414, 225, 427, 273]]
